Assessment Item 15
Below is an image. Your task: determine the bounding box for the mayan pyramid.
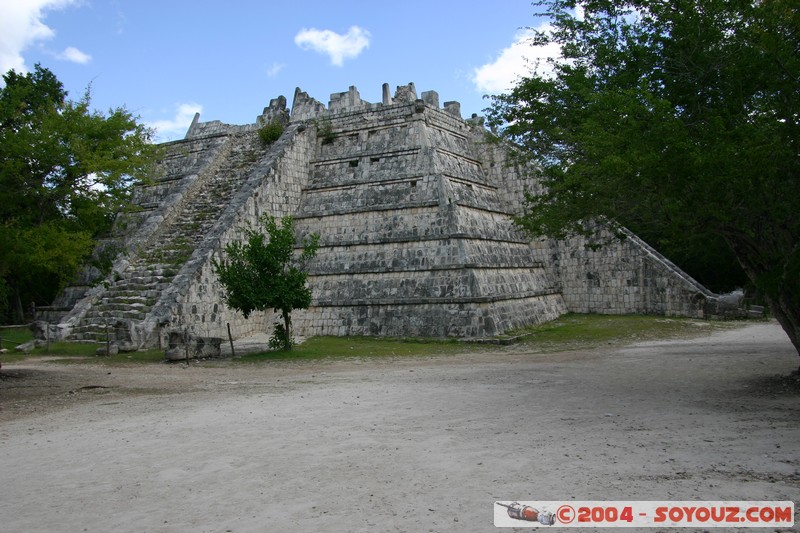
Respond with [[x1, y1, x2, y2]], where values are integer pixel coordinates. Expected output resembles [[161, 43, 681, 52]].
[[43, 83, 719, 354]]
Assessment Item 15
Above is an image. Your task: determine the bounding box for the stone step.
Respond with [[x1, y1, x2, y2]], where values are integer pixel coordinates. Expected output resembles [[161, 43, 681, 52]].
[[104, 289, 161, 299], [123, 267, 177, 277], [113, 277, 170, 287], [74, 329, 119, 343], [99, 294, 150, 303], [122, 262, 177, 272], [93, 302, 148, 313], [85, 309, 147, 320]]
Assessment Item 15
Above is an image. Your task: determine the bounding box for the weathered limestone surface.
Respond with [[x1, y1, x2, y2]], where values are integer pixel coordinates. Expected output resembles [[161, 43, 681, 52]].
[[288, 85, 567, 338], [47, 83, 721, 352], [552, 226, 716, 317]]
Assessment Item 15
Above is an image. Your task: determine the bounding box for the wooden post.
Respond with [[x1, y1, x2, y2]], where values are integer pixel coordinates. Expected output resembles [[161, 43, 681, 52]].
[[184, 329, 189, 365], [227, 323, 236, 358]]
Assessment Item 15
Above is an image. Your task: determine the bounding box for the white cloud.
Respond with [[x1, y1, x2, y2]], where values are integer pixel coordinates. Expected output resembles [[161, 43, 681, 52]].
[[147, 103, 203, 142], [294, 26, 370, 67], [472, 27, 562, 94], [266, 62, 284, 78], [56, 45, 91, 64], [0, 0, 78, 75]]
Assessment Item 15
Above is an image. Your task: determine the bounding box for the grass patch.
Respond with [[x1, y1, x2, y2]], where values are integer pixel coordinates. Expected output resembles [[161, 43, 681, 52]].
[[507, 313, 737, 352], [48, 347, 165, 365], [236, 335, 472, 363], [0, 326, 34, 363], [87, 349, 166, 365], [1, 314, 747, 367], [9, 340, 166, 365], [34, 341, 100, 357], [232, 315, 737, 362], [0, 326, 33, 346]]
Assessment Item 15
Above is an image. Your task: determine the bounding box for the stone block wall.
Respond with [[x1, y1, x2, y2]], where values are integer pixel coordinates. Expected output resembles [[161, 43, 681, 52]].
[[291, 84, 567, 339], [554, 227, 714, 317]]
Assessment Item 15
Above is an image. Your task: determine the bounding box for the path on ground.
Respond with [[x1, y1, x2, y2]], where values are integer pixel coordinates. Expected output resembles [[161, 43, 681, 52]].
[[0, 322, 798, 532]]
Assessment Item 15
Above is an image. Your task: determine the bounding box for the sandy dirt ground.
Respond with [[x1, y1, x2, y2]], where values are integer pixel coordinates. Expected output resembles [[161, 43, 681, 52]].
[[0, 321, 798, 532]]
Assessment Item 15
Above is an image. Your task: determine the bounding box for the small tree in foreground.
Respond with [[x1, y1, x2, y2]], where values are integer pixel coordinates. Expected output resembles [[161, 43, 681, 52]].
[[213, 215, 319, 351]]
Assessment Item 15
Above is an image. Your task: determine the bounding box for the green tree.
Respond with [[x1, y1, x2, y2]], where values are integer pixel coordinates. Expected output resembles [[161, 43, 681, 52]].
[[487, 0, 800, 361], [213, 215, 319, 351], [0, 64, 157, 321]]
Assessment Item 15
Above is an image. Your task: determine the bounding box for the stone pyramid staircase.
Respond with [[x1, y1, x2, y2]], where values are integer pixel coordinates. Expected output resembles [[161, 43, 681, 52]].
[[70, 131, 264, 343], [46, 83, 727, 353]]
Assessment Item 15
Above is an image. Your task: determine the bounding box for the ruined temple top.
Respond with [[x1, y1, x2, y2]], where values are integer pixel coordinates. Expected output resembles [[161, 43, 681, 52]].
[[184, 82, 464, 140], [290, 82, 462, 120]]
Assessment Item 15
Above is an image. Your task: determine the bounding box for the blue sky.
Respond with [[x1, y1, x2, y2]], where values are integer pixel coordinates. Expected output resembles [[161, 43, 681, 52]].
[[1, 1, 556, 141]]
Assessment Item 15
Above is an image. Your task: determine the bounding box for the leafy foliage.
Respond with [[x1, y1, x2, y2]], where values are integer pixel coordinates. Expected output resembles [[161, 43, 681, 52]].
[[487, 0, 800, 356], [268, 322, 290, 351], [258, 120, 284, 146], [0, 64, 158, 321], [316, 116, 336, 145], [213, 215, 319, 351]]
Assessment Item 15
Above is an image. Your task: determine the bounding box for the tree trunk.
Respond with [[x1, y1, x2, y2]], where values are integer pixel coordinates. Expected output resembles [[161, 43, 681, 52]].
[[764, 292, 800, 361], [13, 290, 24, 324], [282, 310, 292, 351], [726, 234, 800, 367]]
